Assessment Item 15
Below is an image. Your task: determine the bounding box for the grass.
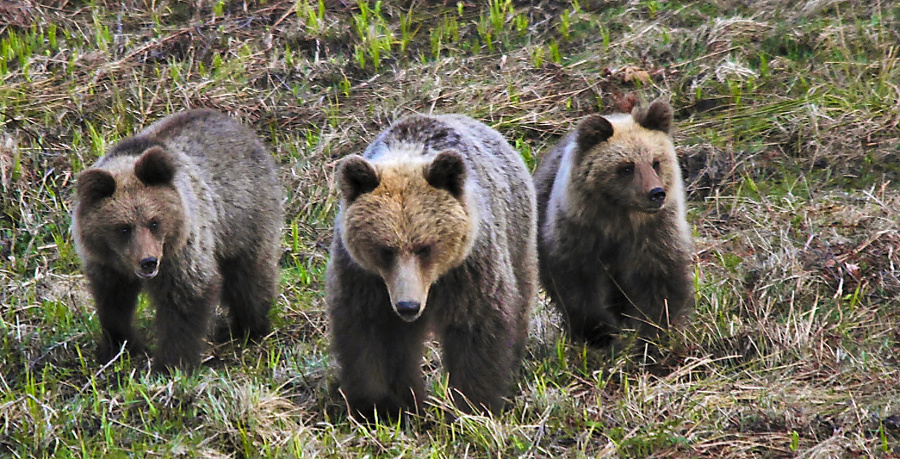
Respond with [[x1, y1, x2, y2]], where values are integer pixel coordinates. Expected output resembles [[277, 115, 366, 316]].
[[1, 0, 898, 456]]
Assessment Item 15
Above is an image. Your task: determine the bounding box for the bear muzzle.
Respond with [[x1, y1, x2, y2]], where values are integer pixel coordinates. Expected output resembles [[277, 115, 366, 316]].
[[383, 256, 430, 322], [394, 301, 422, 322], [636, 162, 666, 212], [642, 186, 667, 212], [648, 187, 666, 204], [137, 256, 160, 279]]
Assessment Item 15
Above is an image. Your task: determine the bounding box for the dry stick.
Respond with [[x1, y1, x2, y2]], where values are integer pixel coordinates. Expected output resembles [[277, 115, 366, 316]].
[[79, 342, 128, 393], [667, 47, 740, 70]]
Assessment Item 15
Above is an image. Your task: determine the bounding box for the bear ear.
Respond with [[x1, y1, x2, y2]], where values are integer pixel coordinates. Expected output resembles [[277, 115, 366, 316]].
[[425, 150, 466, 199], [338, 155, 380, 202], [134, 146, 176, 186], [633, 98, 673, 134], [575, 115, 614, 154], [76, 169, 117, 204]]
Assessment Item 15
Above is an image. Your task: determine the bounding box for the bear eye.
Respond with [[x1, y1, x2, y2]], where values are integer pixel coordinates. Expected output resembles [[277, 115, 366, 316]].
[[115, 224, 133, 237], [652, 160, 661, 171], [414, 245, 432, 259], [148, 219, 160, 232], [617, 163, 634, 177], [378, 247, 396, 266]]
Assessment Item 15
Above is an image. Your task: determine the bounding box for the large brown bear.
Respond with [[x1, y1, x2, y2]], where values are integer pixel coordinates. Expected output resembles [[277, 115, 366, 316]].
[[72, 109, 283, 372], [326, 114, 537, 419], [533, 99, 694, 348]]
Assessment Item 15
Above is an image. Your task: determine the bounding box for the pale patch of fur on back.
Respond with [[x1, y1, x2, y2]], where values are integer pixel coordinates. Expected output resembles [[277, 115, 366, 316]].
[[544, 138, 576, 238], [367, 142, 431, 165]]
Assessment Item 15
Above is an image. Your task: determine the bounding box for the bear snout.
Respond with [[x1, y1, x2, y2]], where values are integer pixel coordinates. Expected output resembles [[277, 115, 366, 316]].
[[648, 187, 666, 204], [394, 301, 422, 322], [138, 256, 159, 278]]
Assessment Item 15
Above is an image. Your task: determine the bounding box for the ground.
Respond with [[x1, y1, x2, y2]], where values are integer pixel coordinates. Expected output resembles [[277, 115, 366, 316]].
[[0, 0, 898, 457]]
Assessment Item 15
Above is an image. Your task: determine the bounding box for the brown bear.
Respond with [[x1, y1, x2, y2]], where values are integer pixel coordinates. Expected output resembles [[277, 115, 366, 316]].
[[533, 99, 694, 348], [72, 109, 283, 372], [326, 114, 537, 419]]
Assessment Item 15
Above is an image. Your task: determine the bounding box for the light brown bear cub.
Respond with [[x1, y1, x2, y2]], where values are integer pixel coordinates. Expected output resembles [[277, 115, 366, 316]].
[[533, 99, 693, 348], [73, 109, 283, 372], [327, 114, 537, 419]]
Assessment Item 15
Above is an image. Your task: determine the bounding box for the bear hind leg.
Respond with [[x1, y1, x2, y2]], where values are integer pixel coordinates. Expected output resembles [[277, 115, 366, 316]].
[[216, 254, 277, 342]]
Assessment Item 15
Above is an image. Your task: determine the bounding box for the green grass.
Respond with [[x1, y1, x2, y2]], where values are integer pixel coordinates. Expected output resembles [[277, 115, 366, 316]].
[[1, 0, 898, 457]]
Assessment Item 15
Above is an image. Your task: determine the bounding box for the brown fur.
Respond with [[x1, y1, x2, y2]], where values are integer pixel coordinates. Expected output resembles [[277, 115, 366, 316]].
[[326, 114, 537, 420], [533, 99, 694, 348], [72, 109, 283, 372]]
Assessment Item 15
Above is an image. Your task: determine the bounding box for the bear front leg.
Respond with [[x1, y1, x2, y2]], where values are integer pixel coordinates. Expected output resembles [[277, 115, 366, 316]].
[[327, 244, 430, 421], [440, 315, 518, 414], [148, 271, 220, 372], [84, 264, 144, 364], [544, 267, 621, 348], [331, 311, 428, 421], [620, 266, 693, 341]]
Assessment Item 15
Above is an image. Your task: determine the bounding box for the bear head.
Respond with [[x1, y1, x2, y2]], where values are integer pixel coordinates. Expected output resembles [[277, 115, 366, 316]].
[[569, 98, 678, 217], [74, 145, 187, 279], [337, 151, 475, 322]]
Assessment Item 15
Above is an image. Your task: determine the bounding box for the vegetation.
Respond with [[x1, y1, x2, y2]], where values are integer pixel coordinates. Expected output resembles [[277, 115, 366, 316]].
[[1, 0, 898, 456]]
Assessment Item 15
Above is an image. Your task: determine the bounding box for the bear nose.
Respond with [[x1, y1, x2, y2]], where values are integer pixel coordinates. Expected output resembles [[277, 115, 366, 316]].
[[140, 257, 158, 273], [395, 301, 421, 319], [648, 187, 666, 203]]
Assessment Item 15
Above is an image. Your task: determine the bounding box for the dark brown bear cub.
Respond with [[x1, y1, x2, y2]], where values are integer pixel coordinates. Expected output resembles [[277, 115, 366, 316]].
[[326, 114, 537, 419], [533, 99, 694, 348], [73, 109, 283, 372]]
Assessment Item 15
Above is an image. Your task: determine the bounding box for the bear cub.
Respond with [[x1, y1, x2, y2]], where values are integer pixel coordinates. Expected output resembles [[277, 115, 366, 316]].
[[533, 99, 694, 348], [73, 109, 283, 372], [327, 114, 537, 419]]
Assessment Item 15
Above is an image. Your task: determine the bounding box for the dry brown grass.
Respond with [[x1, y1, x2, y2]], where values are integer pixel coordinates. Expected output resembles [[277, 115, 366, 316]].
[[0, 0, 898, 457]]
